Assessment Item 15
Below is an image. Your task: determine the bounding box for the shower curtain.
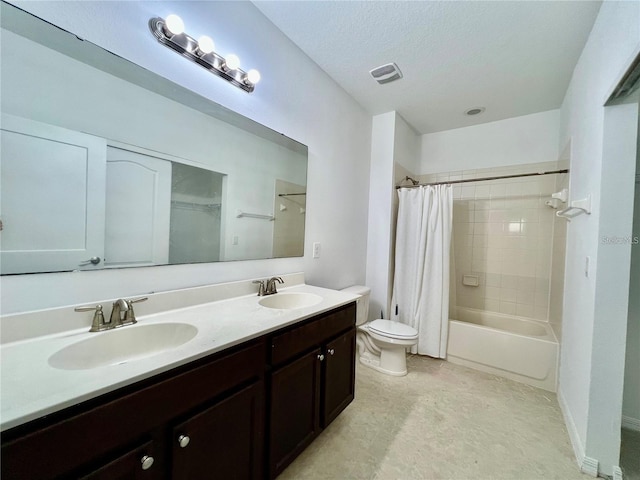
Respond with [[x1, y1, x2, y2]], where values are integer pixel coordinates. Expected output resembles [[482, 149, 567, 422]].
[[391, 185, 453, 358]]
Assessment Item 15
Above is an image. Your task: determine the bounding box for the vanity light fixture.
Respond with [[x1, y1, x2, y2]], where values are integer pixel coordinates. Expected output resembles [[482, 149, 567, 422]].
[[149, 15, 260, 93]]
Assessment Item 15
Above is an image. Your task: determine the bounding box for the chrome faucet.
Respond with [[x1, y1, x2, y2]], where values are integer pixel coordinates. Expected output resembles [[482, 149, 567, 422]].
[[75, 297, 148, 332], [110, 298, 129, 327], [265, 276, 284, 295]]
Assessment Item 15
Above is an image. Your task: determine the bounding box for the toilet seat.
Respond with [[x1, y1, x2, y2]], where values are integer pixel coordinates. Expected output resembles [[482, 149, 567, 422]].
[[368, 319, 418, 339]]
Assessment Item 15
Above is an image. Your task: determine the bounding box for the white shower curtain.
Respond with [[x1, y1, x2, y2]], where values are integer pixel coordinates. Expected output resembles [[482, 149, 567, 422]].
[[391, 185, 453, 358]]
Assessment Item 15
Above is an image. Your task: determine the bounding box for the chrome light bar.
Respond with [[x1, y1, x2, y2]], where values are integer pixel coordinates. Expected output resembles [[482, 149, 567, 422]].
[[149, 15, 260, 93]]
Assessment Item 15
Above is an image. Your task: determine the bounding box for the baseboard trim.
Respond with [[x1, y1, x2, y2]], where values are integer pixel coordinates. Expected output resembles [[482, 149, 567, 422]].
[[613, 465, 623, 480], [581, 456, 599, 477], [558, 387, 586, 470], [621, 415, 640, 431]]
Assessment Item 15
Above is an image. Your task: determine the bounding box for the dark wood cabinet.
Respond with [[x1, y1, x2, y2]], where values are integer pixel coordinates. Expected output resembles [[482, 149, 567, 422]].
[[269, 348, 323, 477], [79, 441, 158, 480], [322, 328, 356, 427], [1, 301, 356, 480], [1, 341, 265, 480], [268, 303, 356, 478], [171, 381, 263, 480]]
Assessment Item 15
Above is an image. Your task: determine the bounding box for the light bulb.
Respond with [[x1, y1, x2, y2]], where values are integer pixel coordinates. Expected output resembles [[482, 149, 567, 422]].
[[225, 54, 240, 70], [246, 69, 261, 85], [164, 14, 184, 35], [197, 35, 215, 54]]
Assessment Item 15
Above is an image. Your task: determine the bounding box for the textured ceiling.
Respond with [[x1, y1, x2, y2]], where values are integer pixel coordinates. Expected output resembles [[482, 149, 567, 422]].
[[254, 1, 602, 134]]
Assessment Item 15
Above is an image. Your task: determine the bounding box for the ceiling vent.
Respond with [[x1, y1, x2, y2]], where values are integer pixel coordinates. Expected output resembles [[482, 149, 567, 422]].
[[465, 107, 486, 116], [369, 63, 403, 85]]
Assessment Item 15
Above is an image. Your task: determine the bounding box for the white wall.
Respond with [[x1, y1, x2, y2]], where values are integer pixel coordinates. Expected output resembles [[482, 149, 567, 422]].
[[622, 164, 640, 427], [365, 112, 421, 321], [1, 1, 372, 314], [557, 0, 640, 475], [420, 110, 560, 174], [549, 168, 569, 341], [366, 112, 396, 320], [394, 115, 421, 175], [389, 115, 421, 317]]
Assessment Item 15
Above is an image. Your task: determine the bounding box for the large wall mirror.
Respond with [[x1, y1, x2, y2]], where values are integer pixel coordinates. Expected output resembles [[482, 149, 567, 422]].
[[0, 2, 308, 275]]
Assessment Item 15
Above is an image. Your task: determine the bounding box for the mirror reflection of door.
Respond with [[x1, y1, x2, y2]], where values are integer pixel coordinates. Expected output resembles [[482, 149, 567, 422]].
[[105, 147, 171, 268], [105, 148, 225, 267], [0, 114, 106, 274]]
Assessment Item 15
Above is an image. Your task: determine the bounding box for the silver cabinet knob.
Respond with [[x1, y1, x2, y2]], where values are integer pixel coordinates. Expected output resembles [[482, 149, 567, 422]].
[[140, 455, 154, 470], [328, 349, 335, 356], [317, 354, 325, 361], [178, 434, 190, 448]]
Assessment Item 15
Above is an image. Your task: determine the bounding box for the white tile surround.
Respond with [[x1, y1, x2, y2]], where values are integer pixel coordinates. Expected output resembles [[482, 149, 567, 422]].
[[420, 161, 563, 321]]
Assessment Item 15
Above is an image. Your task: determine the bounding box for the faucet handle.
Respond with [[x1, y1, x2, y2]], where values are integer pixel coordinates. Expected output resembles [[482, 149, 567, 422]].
[[253, 280, 266, 296], [128, 296, 149, 305], [75, 304, 108, 332], [123, 297, 148, 325]]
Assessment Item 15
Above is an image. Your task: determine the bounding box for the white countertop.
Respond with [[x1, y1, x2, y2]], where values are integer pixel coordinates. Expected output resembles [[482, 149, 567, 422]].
[[0, 281, 359, 431]]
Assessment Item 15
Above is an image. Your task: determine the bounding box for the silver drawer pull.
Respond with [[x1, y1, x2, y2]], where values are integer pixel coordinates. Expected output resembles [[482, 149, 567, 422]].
[[140, 455, 154, 470], [178, 434, 190, 448], [328, 349, 335, 356], [317, 354, 325, 361]]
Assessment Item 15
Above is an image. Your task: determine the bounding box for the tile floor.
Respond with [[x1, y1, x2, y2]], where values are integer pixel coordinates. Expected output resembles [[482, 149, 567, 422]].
[[279, 355, 588, 480]]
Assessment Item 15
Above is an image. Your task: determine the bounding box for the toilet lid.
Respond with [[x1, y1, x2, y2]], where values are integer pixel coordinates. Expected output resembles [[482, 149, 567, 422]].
[[368, 319, 418, 338]]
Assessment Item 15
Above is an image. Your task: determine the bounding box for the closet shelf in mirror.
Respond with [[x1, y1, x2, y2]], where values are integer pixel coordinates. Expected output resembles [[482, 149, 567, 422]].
[[171, 200, 221, 213], [235, 209, 275, 221]]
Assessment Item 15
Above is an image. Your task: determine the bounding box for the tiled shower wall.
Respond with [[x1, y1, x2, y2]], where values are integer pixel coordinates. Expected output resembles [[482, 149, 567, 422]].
[[419, 161, 561, 320]]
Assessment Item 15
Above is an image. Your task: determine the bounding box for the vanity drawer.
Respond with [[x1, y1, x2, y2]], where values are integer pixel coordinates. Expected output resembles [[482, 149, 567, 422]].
[[270, 303, 356, 366], [1, 340, 265, 480]]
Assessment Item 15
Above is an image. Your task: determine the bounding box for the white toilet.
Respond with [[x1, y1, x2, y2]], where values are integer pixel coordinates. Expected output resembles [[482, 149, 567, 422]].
[[341, 286, 418, 376]]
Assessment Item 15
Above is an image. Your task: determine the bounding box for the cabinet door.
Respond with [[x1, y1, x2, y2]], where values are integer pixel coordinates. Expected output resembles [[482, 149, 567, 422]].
[[269, 348, 322, 478], [322, 328, 356, 427], [79, 441, 159, 480], [171, 381, 263, 480]]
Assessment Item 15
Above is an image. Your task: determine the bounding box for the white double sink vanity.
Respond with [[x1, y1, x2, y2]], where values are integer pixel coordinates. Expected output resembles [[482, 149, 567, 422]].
[[1, 273, 359, 479]]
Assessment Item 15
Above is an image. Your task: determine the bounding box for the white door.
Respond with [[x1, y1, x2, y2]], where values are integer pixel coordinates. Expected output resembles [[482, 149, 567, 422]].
[[104, 147, 171, 267], [0, 114, 106, 274]]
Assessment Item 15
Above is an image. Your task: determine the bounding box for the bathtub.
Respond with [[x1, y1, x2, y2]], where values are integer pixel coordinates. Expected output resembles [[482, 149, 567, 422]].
[[446, 307, 558, 392]]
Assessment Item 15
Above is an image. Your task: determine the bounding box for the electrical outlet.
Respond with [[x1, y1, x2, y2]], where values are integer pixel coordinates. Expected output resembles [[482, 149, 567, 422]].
[[313, 242, 321, 259], [232, 235, 239, 246]]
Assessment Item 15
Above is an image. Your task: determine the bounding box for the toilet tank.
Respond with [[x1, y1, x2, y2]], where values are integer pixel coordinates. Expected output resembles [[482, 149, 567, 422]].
[[340, 285, 370, 326]]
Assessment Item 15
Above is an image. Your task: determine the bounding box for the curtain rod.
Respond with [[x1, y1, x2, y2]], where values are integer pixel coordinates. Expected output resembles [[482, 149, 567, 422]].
[[396, 169, 569, 189]]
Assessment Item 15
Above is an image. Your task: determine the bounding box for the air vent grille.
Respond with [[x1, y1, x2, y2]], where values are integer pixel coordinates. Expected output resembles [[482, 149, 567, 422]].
[[369, 63, 403, 85]]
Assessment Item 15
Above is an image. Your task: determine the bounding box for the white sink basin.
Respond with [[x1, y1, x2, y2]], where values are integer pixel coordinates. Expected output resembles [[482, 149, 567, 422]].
[[259, 292, 322, 310], [48, 323, 198, 370]]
